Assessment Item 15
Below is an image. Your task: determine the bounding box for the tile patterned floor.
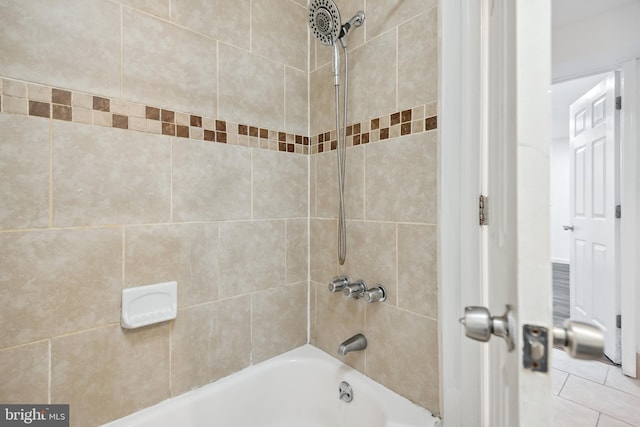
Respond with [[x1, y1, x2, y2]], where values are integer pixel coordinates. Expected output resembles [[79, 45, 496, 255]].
[[552, 348, 640, 426]]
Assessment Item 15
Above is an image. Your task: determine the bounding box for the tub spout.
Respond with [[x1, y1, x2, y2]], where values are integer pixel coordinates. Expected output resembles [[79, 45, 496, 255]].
[[338, 333, 367, 355]]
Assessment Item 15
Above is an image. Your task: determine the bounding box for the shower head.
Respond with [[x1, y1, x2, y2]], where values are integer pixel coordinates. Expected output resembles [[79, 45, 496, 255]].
[[308, 0, 342, 46]]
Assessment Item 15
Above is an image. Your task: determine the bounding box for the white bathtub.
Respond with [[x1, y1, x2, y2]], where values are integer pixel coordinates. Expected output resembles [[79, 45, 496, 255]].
[[103, 344, 441, 427]]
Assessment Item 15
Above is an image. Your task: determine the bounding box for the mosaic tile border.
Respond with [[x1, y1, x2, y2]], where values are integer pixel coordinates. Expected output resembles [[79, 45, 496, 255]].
[[311, 102, 438, 154], [0, 77, 310, 154], [0, 77, 437, 156]]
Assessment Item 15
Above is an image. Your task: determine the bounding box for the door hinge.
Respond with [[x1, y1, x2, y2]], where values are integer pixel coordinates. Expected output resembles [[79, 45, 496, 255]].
[[479, 195, 488, 226], [616, 314, 621, 329], [616, 96, 622, 110], [616, 204, 622, 219]]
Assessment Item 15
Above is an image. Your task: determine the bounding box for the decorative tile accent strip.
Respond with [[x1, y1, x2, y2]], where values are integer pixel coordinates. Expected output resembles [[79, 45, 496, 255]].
[[1, 76, 435, 157], [310, 102, 438, 155], [0, 77, 310, 155]]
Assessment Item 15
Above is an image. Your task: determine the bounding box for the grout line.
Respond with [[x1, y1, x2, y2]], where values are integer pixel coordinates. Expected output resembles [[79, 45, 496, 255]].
[[170, 140, 174, 222], [395, 27, 399, 112], [558, 371, 570, 396], [48, 114, 54, 227], [250, 148, 254, 219], [48, 339, 52, 404], [121, 226, 126, 288], [120, 5, 124, 98], [395, 223, 399, 306], [168, 319, 173, 396], [216, 41, 219, 120]]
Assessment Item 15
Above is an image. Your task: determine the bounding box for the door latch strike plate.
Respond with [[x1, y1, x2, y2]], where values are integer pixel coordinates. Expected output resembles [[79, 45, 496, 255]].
[[523, 325, 548, 373]]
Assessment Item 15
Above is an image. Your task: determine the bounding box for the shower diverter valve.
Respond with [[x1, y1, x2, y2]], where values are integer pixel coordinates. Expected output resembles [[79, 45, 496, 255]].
[[121, 281, 177, 329]]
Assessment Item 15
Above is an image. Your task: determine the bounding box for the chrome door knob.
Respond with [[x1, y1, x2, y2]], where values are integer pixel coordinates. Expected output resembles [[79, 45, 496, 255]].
[[460, 305, 515, 351], [553, 320, 604, 360], [562, 225, 575, 231]]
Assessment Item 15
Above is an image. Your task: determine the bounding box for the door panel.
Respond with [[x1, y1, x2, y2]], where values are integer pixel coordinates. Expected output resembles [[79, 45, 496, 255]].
[[575, 147, 586, 216], [569, 72, 620, 363], [574, 239, 587, 315], [483, 0, 552, 425]]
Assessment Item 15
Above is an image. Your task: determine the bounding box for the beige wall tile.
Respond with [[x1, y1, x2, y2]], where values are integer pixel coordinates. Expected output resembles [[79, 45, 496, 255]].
[[309, 63, 334, 136], [252, 283, 307, 363], [123, 8, 217, 117], [315, 145, 365, 220], [0, 228, 122, 348], [365, 133, 438, 223], [219, 220, 286, 298], [2, 95, 28, 115], [0, 341, 49, 403], [366, 303, 439, 412], [120, 0, 170, 19], [52, 121, 171, 226], [314, 282, 365, 371], [286, 219, 309, 285], [171, 296, 251, 395], [0, 114, 49, 229], [338, 220, 396, 299], [172, 140, 251, 221], [218, 43, 285, 131], [310, 155, 317, 216], [125, 223, 219, 308], [51, 325, 170, 427], [398, 10, 438, 111], [310, 218, 337, 283], [0, 0, 120, 97], [398, 224, 438, 318], [253, 150, 307, 219], [285, 66, 309, 136], [347, 29, 397, 125], [366, 0, 436, 40], [171, 0, 250, 50], [253, 0, 307, 71]]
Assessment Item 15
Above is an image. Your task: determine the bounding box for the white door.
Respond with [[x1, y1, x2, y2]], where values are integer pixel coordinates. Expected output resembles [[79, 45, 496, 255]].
[[568, 73, 620, 363], [482, 0, 552, 425]]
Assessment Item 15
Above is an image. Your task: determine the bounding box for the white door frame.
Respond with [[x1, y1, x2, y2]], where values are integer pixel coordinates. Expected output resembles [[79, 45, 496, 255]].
[[440, 0, 484, 424], [440, 0, 553, 424], [620, 59, 639, 378], [442, 14, 640, 427]]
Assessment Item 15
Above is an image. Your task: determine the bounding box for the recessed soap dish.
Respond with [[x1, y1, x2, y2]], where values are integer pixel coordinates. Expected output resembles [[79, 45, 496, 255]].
[[121, 281, 177, 329]]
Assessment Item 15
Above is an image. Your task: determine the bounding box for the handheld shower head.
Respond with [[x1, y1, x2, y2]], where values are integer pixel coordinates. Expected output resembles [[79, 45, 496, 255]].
[[308, 0, 342, 46]]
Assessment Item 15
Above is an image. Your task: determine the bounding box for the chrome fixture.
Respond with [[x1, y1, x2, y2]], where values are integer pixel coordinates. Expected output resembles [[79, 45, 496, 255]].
[[338, 11, 365, 40], [562, 224, 575, 231], [338, 333, 367, 355], [363, 286, 386, 303], [329, 277, 387, 303], [343, 279, 367, 299], [308, 0, 365, 266], [459, 305, 515, 351], [328, 275, 350, 292], [460, 305, 605, 373], [553, 320, 604, 360], [338, 381, 353, 402]]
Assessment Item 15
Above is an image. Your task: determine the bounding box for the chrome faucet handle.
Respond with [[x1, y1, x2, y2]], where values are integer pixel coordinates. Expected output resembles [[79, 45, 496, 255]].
[[343, 280, 367, 299], [328, 275, 350, 292], [363, 286, 386, 303]]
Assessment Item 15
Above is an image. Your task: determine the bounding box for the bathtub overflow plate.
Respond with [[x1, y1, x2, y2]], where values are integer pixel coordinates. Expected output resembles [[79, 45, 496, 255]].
[[339, 381, 353, 402]]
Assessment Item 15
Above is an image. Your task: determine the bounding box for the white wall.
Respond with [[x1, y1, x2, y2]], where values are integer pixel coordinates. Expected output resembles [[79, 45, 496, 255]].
[[553, 1, 640, 81], [550, 138, 571, 263]]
